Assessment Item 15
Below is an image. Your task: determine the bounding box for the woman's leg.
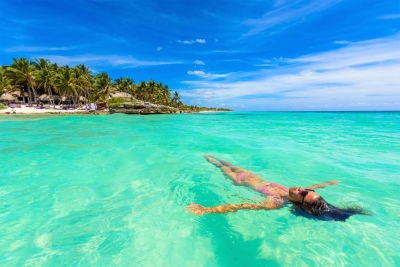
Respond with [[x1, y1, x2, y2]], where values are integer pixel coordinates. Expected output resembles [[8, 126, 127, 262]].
[[221, 166, 237, 181], [204, 155, 243, 171], [203, 155, 270, 191], [204, 155, 223, 167], [204, 155, 248, 181], [217, 159, 233, 167]]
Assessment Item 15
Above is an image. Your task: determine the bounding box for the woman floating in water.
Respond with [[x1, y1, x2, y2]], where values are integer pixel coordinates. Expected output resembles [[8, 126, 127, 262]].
[[187, 155, 370, 221]]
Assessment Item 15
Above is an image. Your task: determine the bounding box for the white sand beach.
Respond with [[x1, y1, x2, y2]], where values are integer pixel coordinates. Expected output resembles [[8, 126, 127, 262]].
[[0, 105, 107, 115]]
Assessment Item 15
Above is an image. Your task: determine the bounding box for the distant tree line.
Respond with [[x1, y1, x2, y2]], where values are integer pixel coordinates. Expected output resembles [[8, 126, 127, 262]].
[[0, 57, 232, 112]]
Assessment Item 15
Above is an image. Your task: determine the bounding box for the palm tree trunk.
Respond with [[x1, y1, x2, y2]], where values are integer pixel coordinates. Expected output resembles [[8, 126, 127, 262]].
[[47, 86, 55, 107], [72, 95, 77, 108], [83, 88, 87, 105], [27, 87, 33, 105], [31, 85, 38, 105], [20, 88, 26, 104]]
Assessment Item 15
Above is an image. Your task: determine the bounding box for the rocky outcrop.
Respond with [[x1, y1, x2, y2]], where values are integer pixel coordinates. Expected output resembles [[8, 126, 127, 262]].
[[109, 102, 181, 115]]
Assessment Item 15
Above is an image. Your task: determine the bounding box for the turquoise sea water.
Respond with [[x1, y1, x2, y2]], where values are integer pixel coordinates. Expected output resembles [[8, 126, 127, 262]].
[[0, 112, 399, 266]]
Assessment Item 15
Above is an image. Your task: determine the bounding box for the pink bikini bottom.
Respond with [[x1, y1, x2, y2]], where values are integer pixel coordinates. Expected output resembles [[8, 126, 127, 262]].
[[235, 173, 255, 182]]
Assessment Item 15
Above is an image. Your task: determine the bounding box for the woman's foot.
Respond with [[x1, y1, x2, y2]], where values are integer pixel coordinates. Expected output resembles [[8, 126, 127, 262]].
[[204, 154, 223, 167]]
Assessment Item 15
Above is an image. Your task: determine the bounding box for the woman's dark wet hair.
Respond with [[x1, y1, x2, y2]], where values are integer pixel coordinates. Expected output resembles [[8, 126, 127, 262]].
[[290, 196, 371, 221], [292, 196, 330, 216]]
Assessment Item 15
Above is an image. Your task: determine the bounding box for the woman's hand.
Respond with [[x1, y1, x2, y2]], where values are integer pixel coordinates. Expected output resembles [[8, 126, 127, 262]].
[[306, 180, 341, 190], [186, 203, 208, 215]]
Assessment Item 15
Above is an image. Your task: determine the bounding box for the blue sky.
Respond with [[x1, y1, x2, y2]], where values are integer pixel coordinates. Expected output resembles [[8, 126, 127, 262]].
[[1, 0, 399, 111]]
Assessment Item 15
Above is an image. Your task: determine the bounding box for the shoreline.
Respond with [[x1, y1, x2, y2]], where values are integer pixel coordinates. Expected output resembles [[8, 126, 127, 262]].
[[0, 106, 229, 116], [0, 105, 109, 115]]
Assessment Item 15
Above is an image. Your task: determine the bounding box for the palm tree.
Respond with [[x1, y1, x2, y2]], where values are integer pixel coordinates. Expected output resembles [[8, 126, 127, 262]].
[[146, 80, 156, 102], [161, 83, 171, 105], [114, 77, 135, 99], [127, 82, 136, 99], [73, 64, 92, 104], [172, 91, 182, 107], [32, 58, 56, 107], [7, 58, 37, 105], [0, 66, 14, 95], [0, 57, 211, 111], [53, 66, 79, 107], [136, 81, 147, 101], [93, 72, 113, 101]]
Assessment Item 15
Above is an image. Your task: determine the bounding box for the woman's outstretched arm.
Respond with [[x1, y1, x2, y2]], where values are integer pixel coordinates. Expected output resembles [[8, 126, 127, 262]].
[[306, 180, 340, 190], [187, 200, 284, 215]]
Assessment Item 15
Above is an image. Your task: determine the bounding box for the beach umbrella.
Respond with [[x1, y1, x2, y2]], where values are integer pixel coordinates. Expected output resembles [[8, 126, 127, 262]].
[[0, 93, 16, 101], [60, 96, 73, 105], [10, 90, 21, 97], [39, 94, 50, 101]]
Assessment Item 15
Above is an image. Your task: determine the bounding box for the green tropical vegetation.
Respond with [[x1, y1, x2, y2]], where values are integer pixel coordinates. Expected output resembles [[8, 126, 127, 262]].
[[0, 57, 232, 112]]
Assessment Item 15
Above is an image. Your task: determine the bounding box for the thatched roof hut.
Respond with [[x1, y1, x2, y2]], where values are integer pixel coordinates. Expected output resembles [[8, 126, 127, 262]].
[[61, 96, 72, 101], [39, 94, 50, 101], [110, 92, 133, 99], [10, 90, 29, 98], [0, 93, 16, 102]]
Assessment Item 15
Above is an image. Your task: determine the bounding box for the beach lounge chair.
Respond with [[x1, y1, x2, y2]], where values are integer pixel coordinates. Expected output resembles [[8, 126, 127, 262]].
[[25, 103, 30, 107], [9, 104, 15, 108]]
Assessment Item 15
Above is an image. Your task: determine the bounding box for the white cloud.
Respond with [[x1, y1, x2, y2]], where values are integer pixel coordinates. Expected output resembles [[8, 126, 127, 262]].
[[243, 0, 341, 36], [211, 50, 240, 53], [291, 34, 400, 70], [40, 54, 183, 69], [334, 40, 349, 44], [177, 40, 195, 44], [380, 14, 400, 19], [156, 47, 162, 51], [187, 70, 206, 76], [187, 70, 229, 79], [194, 60, 205, 65], [4, 45, 74, 52], [182, 33, 400, 110], [177, 39, 206, 44], [189, 89, 216, 96]]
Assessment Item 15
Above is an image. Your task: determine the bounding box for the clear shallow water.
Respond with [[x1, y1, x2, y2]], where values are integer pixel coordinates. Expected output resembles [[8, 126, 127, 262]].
[[0, 112, 399, 267]]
